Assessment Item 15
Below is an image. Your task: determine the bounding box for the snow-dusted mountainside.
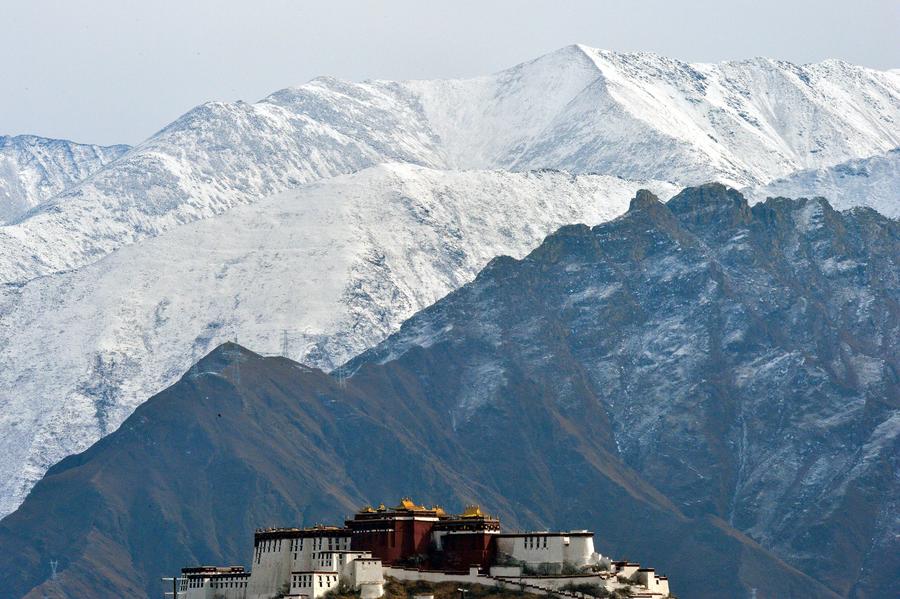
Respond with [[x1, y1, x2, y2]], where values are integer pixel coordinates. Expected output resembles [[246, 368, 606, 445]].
[[346, 185, 899, 597], [747, 148, 900, 217], [1, 45, 898, 284], [0, 135, 129, 223], [0, 164, 676, 517]]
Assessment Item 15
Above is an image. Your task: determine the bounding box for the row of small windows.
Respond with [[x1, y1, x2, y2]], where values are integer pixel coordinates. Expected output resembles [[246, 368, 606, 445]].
[[256, 537, 284, 560], [289, 536, 350, 552], [256, 535, 350, 563], [184, 578, 247, 589], [291, 574, 338, 588], [524, 536, 548, 549], [211, 580, 247, 589]]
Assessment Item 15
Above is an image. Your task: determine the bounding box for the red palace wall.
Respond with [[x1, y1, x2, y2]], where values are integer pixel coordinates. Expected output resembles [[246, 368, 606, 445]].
[[347, 504, 500, 571], [350, 518, 436, 565], [440, 533, 496, 570]]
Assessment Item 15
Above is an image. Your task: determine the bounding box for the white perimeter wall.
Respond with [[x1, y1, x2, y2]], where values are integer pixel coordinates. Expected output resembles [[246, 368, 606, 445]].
[[383, 566, 641, 596]]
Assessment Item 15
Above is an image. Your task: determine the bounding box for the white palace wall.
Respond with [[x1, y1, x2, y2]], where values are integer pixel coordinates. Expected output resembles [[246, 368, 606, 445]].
[[247, 537, 293, 598], [495, 533, 599, 568], [245, 532, 354, 599]]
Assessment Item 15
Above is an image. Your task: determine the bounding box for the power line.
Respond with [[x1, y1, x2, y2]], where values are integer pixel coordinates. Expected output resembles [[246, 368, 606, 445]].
[[334, 366, 347, 389]]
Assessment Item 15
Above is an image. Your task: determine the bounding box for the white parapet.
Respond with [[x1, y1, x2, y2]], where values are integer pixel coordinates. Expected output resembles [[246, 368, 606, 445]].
[[360, 581, 386, 599]]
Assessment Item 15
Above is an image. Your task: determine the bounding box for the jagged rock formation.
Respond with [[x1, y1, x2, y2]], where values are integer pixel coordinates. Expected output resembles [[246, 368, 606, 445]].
[[0, 344, 840, 599], [346, 185, 899, 597], [0, 134, 129, 223]]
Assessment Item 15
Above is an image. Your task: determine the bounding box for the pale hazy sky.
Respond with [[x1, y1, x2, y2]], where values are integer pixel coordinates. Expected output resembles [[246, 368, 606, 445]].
[[3, 0, 898, 145]]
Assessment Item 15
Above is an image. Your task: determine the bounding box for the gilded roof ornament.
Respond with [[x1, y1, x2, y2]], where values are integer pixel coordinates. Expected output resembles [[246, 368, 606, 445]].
[[397, 497, 425, 510]]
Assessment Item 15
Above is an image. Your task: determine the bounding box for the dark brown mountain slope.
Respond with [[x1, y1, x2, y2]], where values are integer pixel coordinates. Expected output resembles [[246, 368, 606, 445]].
[[0, 343, 835, 599]]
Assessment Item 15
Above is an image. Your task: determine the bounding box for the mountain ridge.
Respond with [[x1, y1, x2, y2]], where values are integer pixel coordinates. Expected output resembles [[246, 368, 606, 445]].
[[0, 134, 129, 224], [1, 44, 897, 285], [3, 186, 894, 597]]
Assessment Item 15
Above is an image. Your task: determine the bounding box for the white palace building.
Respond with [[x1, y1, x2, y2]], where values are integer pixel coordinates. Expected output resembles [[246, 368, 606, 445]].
[[175, 498, 671, 599]]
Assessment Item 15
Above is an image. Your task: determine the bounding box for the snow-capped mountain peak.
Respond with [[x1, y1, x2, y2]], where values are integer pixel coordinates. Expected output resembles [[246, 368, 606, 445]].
[[1, 45, 897, 287]]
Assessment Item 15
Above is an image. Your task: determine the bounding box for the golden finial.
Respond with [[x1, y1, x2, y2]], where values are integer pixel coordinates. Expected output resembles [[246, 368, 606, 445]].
[[398, 497, 425, 510]]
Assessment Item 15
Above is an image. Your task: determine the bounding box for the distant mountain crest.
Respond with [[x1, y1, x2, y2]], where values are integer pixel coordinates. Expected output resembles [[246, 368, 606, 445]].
[[1, 45, 897, 284], [0, 134, 129, 223], [747, 147, 900, 216]]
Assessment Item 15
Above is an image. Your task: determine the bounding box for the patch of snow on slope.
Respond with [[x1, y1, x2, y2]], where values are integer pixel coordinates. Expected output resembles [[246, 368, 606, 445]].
[[0, 164, 677, 517]]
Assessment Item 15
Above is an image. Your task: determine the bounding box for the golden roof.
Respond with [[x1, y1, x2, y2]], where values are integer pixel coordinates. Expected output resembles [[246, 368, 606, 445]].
[[396, 496, 426, 511], [361, 505, 376, 513], [461, 504, 484, 518], [433, 505, 446, 516]]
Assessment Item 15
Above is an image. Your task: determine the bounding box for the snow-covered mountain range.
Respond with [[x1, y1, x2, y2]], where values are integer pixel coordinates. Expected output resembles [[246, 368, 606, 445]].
[[0, 135, 129, 223], [0, 44, 897, 519], [1, 45, 898, 284], [747, 147, 900, 216], [0, 165, 676, 517]]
